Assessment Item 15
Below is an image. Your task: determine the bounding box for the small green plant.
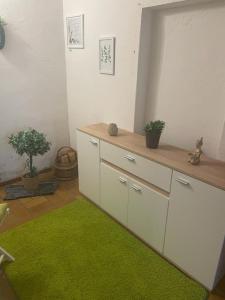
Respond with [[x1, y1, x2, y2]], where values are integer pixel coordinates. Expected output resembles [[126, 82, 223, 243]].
[[9, 129, 51, 178], [144, 120, 165, 133]]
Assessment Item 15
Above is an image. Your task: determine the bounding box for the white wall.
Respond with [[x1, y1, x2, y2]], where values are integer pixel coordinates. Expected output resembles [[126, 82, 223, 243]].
[[0, 0, 69, 182], [138, 1, 225, 160], [63, 0, 225, 161], [63, 0, 143, 149]]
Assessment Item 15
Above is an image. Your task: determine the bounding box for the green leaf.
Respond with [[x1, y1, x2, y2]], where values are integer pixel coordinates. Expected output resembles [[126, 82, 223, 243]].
[[144, 120, 166, 133]]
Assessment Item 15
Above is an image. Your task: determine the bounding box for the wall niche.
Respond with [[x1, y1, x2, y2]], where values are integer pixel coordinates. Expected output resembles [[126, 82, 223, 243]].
[[134, 0, 225, 160]]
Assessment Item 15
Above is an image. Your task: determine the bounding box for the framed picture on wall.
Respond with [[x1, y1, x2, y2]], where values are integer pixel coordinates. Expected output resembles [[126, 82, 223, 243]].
[[99, 37, 115, 75], [66, 15, 84, 49]]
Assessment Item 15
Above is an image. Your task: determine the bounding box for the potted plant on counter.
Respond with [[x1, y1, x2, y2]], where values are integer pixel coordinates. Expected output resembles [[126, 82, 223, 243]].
[[9, 129, 51, 190], [144, 120, 165, 149]]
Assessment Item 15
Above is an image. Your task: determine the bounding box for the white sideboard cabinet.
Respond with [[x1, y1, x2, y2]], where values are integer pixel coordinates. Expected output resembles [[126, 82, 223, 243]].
[[77, 124, 225, 290]]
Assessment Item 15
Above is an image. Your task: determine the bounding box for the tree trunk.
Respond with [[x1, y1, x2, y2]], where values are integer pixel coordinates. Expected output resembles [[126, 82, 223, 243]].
[[29, 154, 33, 177]]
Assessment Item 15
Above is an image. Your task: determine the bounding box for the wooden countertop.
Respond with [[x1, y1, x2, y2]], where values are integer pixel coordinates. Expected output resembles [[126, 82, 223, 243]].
[[78, 123, 225, 191]]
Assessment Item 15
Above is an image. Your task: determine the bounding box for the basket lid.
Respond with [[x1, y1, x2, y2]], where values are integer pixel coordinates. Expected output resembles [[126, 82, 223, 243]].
[[55, 146, 77, 167]]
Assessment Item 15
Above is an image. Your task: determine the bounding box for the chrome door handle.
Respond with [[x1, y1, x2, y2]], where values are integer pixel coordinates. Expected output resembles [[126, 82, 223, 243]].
[[124, 155, 136, 162], [119, 177, 127, 184], [176, 178, 190, 186], [89, 139, 98, 146], [131, 184, 142, 192]]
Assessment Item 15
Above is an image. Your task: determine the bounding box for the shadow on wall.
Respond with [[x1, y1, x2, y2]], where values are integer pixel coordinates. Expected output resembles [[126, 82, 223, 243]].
[[219, 123, 225, 161], [0, 142, 57, 184], [1, 24, 32, 70], [0, 146, 22, 184]]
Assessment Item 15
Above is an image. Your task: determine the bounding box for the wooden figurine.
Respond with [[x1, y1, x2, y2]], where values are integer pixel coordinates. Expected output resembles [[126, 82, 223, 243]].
[[188, 137, 204, 165]]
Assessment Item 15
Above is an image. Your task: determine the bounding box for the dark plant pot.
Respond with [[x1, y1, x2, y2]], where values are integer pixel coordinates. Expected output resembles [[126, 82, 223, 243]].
[[146, 131, 162, 149], [22, 174, 39, 190]]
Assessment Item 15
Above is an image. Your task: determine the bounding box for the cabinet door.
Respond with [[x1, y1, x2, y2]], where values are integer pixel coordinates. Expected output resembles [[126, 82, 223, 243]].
[[164, 171, 225, 290], [77, 131, 100, 205], [100, 163, 129, 226], [128, 179, 169, 253]]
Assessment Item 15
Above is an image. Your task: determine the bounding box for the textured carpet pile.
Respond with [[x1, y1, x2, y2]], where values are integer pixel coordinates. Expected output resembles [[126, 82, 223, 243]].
[[0, 197, 207, 299]]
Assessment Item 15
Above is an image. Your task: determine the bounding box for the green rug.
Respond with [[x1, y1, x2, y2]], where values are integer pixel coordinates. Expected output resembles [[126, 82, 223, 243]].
[[0, 197, 207, 300]]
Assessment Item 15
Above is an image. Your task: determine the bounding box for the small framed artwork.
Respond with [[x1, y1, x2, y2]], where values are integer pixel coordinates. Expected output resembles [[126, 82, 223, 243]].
[[66, 15, 84, 49], [99, 37, 115, 75]]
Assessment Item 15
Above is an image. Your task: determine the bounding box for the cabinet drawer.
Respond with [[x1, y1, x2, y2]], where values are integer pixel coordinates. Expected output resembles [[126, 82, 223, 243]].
[[101, 141, 172, 192]]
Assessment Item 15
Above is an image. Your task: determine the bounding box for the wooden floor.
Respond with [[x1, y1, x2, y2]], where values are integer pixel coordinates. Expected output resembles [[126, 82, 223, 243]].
[[0, 173, 80, 233], [0, 172, 224, 300]]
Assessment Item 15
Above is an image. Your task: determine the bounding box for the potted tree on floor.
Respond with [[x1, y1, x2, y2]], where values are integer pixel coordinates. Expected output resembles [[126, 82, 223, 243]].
[[144, 120, 165, 149], [9, 129, 51, 190]]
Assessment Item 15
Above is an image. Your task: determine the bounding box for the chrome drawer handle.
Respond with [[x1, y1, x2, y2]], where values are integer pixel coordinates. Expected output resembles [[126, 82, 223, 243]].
[[124, 155, 136, 162], [131, 184, 142, 192], [176, 178, 190, 186], [89, 139, 98, 146], [119, 177, 127, 184]]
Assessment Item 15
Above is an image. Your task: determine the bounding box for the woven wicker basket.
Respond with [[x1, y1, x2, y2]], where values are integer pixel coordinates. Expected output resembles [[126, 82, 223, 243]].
[[54, 147, 78, 181]]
